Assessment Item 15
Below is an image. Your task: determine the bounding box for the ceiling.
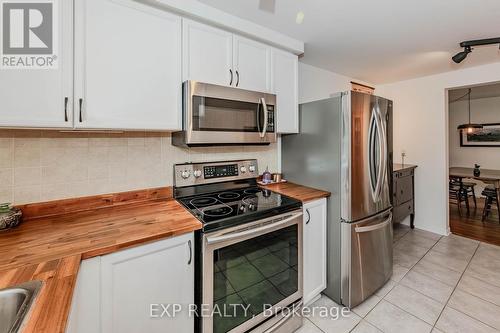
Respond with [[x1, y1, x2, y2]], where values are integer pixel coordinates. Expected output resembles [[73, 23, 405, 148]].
[[449, 82, 500, 102], [196, 0, 500, 84]]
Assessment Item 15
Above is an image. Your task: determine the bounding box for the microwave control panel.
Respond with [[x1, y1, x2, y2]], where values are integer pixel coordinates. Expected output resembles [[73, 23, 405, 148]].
[[267, 106, 275, 132]]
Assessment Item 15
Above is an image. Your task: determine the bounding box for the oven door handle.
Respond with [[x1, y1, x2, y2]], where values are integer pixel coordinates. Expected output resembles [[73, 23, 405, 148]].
[[205, 212, 303, 245]]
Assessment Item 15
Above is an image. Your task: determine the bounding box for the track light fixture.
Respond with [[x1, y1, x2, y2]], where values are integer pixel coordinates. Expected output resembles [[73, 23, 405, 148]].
[[452, 37, 500, 64]]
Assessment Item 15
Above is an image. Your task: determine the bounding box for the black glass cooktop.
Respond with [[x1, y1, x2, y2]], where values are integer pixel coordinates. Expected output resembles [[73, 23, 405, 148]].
[[178, 187, 302, 232]]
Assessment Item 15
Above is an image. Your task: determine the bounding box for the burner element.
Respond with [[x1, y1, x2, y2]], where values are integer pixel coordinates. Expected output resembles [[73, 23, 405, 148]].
[[244, 188, 262, 195], [202, 205, 234, 217], [190, 197, 218, 207], [218, 192, 240, 200]]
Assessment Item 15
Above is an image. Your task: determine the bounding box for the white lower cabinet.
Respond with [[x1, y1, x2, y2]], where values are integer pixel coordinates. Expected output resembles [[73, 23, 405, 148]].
[[67, 233, 194, 333], [303, 198, 327, 305]]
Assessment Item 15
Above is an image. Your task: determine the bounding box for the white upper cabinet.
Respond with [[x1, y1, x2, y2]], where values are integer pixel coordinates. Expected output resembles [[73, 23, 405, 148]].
[[0, 0, 73, 128], [233, 36, 271, 92], [272, 49, 299, 133], [74, 0, 182, 130], [182, 19, 233, 86]]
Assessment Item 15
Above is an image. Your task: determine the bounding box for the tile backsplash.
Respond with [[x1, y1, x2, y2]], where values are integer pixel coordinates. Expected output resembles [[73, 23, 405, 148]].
[[0, 130, 278, 205]]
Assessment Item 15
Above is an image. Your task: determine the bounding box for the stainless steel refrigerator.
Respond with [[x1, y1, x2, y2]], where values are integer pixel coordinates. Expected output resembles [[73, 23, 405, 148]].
[[282, 91, 393, 308]]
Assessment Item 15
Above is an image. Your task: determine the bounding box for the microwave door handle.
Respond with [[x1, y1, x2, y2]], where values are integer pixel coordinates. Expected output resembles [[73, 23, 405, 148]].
[[260, 98, 268, 138], [257, 99, 262, 135]]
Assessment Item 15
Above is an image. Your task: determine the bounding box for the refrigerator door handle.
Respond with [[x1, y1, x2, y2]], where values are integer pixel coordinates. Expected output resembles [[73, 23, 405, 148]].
[[355, 213, 392, 233], [368, 111, 378, 201], [372, 105, 384, 202], [376, 103, 388, 200]]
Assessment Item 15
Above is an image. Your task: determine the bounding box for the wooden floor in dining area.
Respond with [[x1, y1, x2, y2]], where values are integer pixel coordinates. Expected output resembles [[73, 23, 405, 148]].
[[450, 197, 500, 246]]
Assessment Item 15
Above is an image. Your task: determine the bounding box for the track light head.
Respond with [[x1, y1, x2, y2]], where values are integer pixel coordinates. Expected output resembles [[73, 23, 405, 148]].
[[452, 46, 472, 64]]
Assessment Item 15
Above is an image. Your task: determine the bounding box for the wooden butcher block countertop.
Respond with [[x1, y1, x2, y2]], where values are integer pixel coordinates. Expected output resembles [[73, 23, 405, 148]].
[[0, 182, 326, 332], [0, 187, 202, 333], [262, 182, 331, 202]]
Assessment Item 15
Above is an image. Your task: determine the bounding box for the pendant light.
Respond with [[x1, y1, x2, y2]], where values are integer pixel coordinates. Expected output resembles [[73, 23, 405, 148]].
[[457, 88, 483, 133]]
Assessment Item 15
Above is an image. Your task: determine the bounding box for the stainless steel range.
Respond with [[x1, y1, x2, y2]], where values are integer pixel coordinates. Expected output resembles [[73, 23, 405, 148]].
[[173, 160, 303, 333]]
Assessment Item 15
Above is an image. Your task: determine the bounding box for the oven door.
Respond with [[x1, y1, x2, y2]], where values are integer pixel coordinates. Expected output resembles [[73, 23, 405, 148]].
[[182, 81, 277, 146], [202, 210, 303, 333]]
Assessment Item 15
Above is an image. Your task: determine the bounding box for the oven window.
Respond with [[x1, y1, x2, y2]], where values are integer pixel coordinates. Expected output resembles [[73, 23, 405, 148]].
[[213, 225, 298, 333], [192, 96, 264, 132]]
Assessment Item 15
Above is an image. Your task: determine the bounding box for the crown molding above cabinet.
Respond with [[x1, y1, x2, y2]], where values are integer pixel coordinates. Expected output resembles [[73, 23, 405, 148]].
[[144, 0, 304, 55]]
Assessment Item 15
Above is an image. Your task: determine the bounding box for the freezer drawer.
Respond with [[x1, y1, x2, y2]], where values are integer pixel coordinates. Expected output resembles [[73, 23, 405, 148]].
[[341, 209, 393, 308]]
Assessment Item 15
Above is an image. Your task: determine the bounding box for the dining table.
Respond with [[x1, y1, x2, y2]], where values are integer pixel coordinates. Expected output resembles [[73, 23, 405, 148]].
[[449, 167, 500, 199]]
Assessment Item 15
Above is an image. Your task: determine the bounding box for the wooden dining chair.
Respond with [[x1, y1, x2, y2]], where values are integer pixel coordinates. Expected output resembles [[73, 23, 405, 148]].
[[449, 181, 470, 217], [481, 186, 500, 223], [462, 181, 477, 209]]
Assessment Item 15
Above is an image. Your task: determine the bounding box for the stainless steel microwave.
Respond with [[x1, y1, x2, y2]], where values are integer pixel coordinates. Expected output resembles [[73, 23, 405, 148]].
[[172, 81, 277, 147]]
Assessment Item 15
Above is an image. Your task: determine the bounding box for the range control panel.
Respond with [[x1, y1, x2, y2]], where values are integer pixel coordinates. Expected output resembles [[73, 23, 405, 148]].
[[174, 159, 258, 187], [204, 164, 238, 179]]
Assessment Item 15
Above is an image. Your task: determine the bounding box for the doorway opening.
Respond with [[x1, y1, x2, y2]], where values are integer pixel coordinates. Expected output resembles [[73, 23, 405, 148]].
[[447, 82, 500, 246]]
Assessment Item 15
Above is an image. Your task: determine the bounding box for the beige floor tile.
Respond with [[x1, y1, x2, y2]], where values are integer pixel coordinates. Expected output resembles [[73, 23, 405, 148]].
[[412, 257, 462, 287], [394, 240, 431, 258], [399, 233, 439, 249], [365, 300, 432, 333], [391, 264, 410, 282], [438, 234, 480, 249], [393, 224, 411, 243], [410, 228, 442, 241], [448, 289, 500, 330], [351, 320, 382, 333], [375, 279, 396, 298], [466, 256, 500, 288], [432, 241, 477, 262], [385, 284, 444, 325], [436, 306, 498, 333], [422, 249, 469, 273], [475, 243, 500, 262], [400, 271, 454, 304], [352, 294, 382, 318], [458, 273, 500, 307], [307, 296, 361, 333], [431, 328, 445, 333], [294, 319, 323, 333], [393, 251, 422, 269]]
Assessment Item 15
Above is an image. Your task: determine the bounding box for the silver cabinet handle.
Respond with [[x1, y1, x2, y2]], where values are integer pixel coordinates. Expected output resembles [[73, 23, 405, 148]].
[[64, 97, 69, 122], [259, 98, 268, 138], [187, 240, 192, 265], [355, 213, 392, 233], [305, 209, 311, 224], [229, 69, 233, 86], [78, 98, 83, 123], [236, 70, 240, 87], [206, 212, 303, 245]]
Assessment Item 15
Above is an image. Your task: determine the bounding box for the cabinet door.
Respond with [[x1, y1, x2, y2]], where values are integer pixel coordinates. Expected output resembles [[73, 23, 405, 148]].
[[100, 233, 194, 333], [0, 0, 73, 128], [66, 257, 101, 333], [74, 0, 182, 130], [182, 19, 233, 86], [271, 49, 298, 133], [303, 198, 327, 305], [233, 35, 271, 92]]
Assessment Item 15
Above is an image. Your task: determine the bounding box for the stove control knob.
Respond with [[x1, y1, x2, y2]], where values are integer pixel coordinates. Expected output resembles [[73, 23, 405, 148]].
[[249, 165, 256, 173], [193, 170, 202, 178], [181, 170, 190, 179], [240, 166, 247, 174]]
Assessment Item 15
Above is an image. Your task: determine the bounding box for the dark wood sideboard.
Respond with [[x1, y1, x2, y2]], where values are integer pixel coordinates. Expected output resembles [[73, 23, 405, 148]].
[[392, 164, 417, 228]]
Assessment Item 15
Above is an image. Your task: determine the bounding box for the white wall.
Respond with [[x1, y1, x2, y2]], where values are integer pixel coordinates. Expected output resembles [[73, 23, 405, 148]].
[[298, 62, 358, 103], [449, 96, 500, 169], [378, 62, 500, 235]]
